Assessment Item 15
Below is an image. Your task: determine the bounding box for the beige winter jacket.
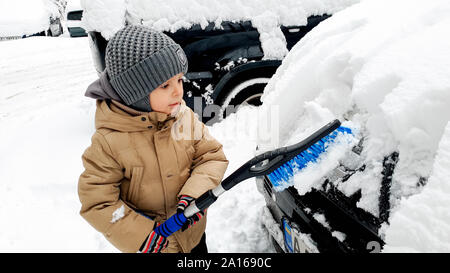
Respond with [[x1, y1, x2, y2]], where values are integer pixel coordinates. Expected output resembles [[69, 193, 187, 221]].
[[78, 99, 228, 253]]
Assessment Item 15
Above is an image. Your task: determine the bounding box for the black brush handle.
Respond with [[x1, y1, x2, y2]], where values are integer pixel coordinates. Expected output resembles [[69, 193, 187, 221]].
[[195, 190, 217, 211]]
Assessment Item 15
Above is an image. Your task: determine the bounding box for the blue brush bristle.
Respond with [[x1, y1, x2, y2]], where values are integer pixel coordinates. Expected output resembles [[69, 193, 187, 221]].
[[269, 126, 353, 191]]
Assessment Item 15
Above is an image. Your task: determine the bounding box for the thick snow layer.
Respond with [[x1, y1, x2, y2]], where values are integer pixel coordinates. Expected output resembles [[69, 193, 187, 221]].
[[0, 0, 59, 37], [383, 122, 450, 252], [80, 0, 358, 59], [66, 0, 82, 12], [257, 0, 450, 247], [80, 0, 126, 40]]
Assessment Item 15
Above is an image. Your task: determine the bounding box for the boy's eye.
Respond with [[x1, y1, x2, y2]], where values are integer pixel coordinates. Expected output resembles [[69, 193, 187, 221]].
[[162, 84, 168, 89]]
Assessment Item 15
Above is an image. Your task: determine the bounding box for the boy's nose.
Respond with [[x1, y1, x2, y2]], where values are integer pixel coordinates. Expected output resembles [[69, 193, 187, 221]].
[[173, 84, 183, 97]]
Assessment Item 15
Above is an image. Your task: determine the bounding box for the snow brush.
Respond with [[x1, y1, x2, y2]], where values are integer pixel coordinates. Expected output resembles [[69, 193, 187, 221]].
[[154, 119, 352, 238]]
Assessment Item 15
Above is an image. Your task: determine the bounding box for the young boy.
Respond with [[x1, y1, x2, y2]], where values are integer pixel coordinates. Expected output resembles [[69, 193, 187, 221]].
[[78, 25, 229, 253]]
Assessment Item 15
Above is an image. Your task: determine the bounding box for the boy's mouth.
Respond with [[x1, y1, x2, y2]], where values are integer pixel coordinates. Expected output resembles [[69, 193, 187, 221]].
[[169, 102, 180, 107]]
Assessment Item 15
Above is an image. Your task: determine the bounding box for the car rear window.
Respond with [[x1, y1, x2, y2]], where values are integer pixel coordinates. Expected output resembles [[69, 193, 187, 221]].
[[67, 10, 82, 21]]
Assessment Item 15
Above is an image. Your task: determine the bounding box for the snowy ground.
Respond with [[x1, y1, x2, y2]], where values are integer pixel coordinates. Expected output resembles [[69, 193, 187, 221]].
[[0, 36, 272, 252]]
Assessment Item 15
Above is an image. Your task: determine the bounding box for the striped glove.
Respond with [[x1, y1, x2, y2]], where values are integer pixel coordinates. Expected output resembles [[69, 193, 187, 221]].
[[177, 195, 205, 232], [139, 223, 169, 253]]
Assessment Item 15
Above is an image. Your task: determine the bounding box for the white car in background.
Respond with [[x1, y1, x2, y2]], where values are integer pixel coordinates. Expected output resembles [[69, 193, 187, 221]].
[[65, 0, 86, 37], [0, 0, 66, 41]]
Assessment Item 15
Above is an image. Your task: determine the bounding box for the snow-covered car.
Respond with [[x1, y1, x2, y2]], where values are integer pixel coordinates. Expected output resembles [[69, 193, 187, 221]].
[[81, 0, 358, 123], [256, 0, 450, 253], [0, 0, 66, 40], [65, 0, 87, 37]]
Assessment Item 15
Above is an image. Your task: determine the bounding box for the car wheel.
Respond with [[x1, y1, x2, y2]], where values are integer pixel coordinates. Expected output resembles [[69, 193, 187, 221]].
[[219, 77, 270, 120]]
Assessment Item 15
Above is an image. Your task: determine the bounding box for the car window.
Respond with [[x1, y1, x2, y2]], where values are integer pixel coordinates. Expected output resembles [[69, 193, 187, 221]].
[[67, 10, 82, 21]]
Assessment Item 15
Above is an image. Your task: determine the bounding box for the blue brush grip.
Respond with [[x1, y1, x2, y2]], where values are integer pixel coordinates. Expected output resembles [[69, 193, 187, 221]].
[[153, 212, 187, 238]]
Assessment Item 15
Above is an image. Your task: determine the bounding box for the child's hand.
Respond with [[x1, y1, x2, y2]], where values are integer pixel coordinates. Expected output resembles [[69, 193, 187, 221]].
[[139, 224, 169, 253], [181, 210, 205, 232], [177, 195, 206, 232], [177, 195, 195, 213]]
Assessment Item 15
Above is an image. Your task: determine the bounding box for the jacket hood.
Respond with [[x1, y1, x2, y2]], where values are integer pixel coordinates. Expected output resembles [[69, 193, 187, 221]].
[[87, 70, 189, 132], [95, 99, 188, 132], [85, 71, 123, 102]]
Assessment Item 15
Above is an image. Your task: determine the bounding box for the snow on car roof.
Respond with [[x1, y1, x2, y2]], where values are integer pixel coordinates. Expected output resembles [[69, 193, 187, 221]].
[[0, 0, 60, 37], [80, 0, 359, 60], [66, 0, 82, 13]]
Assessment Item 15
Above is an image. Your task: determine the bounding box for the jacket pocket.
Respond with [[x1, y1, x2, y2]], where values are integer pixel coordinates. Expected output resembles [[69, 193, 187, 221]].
[[127, 166, 144, 203]]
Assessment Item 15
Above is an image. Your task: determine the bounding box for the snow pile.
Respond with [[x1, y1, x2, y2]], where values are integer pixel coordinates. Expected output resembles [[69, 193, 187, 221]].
[[206, 105, 275, 252], [383, 122, 450, 252], [0, 0, 59, 37], [80, 0, 126, 39], [257, 0, 450, 251], [66, 0, 82, 12], [80, 0, 358, 59]]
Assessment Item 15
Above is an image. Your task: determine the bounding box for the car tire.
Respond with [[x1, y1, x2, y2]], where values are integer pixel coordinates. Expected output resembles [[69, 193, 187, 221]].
[[218, 77, 271, 120]]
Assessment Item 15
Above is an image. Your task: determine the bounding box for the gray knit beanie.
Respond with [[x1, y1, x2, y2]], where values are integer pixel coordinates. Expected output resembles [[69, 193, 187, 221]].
[[105, 25, 188, 112]]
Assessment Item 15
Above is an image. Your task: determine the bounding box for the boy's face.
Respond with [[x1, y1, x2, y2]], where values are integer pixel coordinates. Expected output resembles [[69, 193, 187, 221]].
[[150, 73, 184, 115]]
